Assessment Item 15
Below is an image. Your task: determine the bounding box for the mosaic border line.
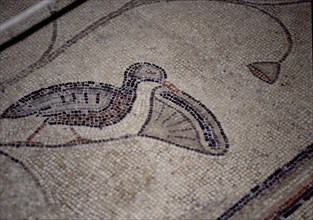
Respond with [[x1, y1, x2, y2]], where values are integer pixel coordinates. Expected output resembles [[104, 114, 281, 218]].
[[276, 185, 313, 218], [1, 0, 310, 89], [217, 143, 313, 220], [39, 5, 58, 59], [267, 179, 313, 219], [0, 134, 135, 148]]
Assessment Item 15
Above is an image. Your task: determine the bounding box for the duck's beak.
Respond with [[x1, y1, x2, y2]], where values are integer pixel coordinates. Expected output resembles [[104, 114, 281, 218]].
[[161, 80, 180, 93]]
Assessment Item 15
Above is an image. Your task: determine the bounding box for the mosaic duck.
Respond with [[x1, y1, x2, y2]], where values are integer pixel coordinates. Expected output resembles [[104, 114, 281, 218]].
[[1, 62, 229, 155], [1, 62, 173, 144]]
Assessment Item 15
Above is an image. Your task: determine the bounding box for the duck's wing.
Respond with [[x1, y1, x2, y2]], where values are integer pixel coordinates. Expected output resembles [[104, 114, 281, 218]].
[[138, 86, 229, 155], [1, 82, 118, 119]]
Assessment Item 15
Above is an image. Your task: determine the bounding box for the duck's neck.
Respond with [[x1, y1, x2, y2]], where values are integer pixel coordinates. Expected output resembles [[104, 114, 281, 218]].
[[121, 78, 140, 92], [102, 78, 139, 125], [117, 78, 140, 114]]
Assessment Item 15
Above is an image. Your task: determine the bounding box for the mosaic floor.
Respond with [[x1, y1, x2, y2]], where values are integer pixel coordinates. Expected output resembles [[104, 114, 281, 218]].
[[0, 0, 312, 219]]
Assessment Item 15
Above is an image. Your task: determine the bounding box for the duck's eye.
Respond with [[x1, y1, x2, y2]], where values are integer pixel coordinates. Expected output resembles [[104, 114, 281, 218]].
[[146, 70, 156, 75]]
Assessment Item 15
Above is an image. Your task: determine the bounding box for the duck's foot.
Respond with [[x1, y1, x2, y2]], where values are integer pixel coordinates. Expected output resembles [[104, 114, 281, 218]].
[[14, 141, 44, 147], [65, 137, 91, 145], [161, 80, 180, 93]]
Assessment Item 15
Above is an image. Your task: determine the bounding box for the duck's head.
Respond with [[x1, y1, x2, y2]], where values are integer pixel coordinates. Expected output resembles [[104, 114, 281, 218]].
[[125, 62, 167, 83]]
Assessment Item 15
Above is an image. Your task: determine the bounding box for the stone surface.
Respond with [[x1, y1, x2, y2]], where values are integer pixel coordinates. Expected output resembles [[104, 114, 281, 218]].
[[0, 0, 312, 219]]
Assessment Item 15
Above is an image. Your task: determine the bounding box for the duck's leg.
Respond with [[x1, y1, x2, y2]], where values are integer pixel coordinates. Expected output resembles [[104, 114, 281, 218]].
[[66, 127, 91, 144], [26, 122, 46, 142], [14, 122, 46, 146]]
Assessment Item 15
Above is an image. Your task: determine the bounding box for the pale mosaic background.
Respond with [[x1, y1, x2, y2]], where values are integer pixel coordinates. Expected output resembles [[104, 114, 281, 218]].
[[0, 0, 312, 219]]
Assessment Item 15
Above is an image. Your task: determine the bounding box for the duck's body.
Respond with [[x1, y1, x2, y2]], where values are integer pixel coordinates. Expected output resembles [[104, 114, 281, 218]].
[[46, 82, 136, 128], [2, 81, 137, 128]]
